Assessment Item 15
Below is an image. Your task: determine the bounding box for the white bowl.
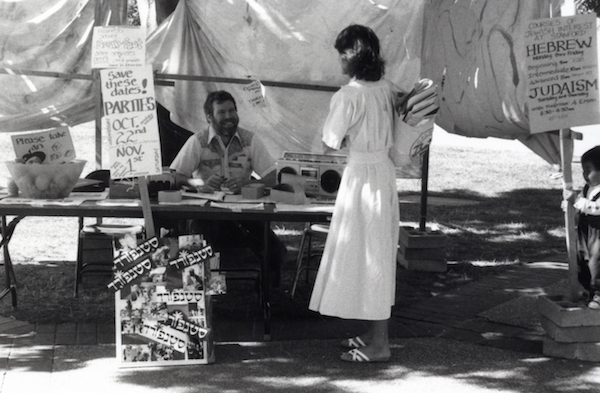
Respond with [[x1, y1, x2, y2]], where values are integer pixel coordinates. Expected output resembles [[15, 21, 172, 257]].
[[6, 160, 86, 199]]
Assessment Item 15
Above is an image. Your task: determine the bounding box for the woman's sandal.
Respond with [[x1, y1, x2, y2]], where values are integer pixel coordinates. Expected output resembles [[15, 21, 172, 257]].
[[340, 348, 390, 363], [340, 336, 367, 349]]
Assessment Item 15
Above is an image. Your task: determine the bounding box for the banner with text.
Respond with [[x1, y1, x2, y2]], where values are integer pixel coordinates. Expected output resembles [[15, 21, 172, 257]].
[[92, 26, 146, 69], [525, 14, 600, 133], [101, 66, 162, 179]]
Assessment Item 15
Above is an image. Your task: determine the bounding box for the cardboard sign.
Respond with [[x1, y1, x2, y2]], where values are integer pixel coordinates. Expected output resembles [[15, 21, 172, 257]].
[[10, 127, 76, 164], [92, 26, 146, 69], [101, 66, 162, 179], [113, 234, 221, 367], [525, 14, 600, 133]]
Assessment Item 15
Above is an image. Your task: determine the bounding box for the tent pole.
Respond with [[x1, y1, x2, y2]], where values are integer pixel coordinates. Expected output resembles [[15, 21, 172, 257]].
[[560, 128, 579, 302], [93, 0, 103, 170], [419, 147, 429, 232], [93, 70, 102, 169]]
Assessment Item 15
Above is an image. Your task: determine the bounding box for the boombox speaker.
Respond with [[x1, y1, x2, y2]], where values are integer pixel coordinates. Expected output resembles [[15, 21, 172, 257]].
[[276, 151, 347, 197]]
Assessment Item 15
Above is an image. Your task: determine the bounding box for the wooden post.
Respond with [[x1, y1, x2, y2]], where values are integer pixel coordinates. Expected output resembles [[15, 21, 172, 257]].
[[419, 147, 429, 232], [560, 128, 579, 302], [93, 69, 102, 169], [138, 176, 156, 238]]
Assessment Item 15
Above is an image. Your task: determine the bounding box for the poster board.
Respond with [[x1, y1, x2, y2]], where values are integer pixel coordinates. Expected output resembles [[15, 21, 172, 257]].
[[10, 127, 76, 164], [112, 234, 222, 367], [92, 26, 146, 69], [100, 66, 163, 178], [525, 14, 600, 133]]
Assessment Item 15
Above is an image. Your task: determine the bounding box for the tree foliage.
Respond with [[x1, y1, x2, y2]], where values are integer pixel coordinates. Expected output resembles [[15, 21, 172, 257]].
[[576, 0, 600, 14]]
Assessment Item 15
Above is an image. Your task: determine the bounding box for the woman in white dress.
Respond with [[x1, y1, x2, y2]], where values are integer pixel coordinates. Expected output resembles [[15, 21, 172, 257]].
[[308, 24, 400, 363]]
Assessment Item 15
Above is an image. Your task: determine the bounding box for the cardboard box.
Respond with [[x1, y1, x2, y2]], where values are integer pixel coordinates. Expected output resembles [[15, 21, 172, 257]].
[[270, 183, 306, 204], [241, 183, 265, 199], [397, 225, 447, 272]]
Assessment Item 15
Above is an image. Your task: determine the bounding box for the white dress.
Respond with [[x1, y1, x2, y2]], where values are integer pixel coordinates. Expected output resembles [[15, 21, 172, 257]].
[[309, 78, 400, 321]]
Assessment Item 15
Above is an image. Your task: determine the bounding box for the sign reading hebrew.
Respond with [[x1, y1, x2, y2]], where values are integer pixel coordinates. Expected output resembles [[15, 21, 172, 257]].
[[525, 14, 600, 133]]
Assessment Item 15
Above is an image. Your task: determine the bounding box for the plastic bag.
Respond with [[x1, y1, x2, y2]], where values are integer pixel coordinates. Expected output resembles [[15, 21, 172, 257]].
[[390, 79, 438, 178]]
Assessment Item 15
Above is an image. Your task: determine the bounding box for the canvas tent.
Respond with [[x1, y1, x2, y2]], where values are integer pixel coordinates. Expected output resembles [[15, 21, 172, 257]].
[[0, 0, 579, 166], [0, 0, 126, 132]]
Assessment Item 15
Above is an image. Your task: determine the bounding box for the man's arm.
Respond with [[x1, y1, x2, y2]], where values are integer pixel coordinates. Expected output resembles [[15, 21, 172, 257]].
[[173, 172, 192, 189], [173, 171, 225, 192], [222, 169, 276, 193], [259, 170, 276, 187]]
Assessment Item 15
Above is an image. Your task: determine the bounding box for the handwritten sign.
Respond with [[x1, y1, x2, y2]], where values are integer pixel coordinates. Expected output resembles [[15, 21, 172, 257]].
[[525, 14, 600, 133], [241, 80, 267, 108], [10, 127, 76, 164], [101, 66, 162, 179], [92, 26, 146, 69]]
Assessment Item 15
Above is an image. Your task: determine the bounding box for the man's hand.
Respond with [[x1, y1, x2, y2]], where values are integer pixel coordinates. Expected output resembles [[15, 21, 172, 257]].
[[222, 176, 245, 194], [206, 174, 226, 191]]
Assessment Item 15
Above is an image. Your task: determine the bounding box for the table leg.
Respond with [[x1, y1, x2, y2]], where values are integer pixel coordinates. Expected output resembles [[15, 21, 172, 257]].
[[1, 216, 23, 308], [262, 220, 271, 341]]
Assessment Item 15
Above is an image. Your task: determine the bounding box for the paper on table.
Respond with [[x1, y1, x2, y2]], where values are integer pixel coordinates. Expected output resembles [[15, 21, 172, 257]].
[[211, 202, 265, 212], [182, 191, 226, 201], [0, 197, 85, 206], [96, 199, 141, 207], [274, 203, 335, 213], [160, 199, 208, 206], [70, 190, 109, 200]]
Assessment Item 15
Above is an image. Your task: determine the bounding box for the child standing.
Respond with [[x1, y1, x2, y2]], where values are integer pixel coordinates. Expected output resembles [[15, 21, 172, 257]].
[[568, 146, 600, 308], [308, 25, 402, 363]]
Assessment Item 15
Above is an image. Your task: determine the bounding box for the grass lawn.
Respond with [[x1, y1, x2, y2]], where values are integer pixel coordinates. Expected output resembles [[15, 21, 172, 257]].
[[0, 124, 583, 324]]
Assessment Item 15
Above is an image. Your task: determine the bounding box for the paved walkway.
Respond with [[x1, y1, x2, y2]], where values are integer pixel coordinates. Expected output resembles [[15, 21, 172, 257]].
[[1, 261, 599, 393], [0, 261, 567, 348]]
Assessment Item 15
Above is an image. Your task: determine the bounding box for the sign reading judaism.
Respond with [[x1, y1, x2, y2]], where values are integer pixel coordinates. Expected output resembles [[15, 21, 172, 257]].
[[525, 14, 600, 133]]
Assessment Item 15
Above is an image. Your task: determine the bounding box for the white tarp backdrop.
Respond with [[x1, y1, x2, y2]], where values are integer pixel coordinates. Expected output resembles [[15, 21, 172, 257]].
[[421, 0, 566, 164], [0, 0, 126, 132], [0, 0, 586, 166], [146, 0, 427, 161]]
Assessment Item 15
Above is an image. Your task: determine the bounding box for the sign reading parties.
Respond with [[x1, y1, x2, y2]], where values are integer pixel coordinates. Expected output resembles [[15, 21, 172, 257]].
[[525, 14, 600, 133], [100, 65, 162, 178]]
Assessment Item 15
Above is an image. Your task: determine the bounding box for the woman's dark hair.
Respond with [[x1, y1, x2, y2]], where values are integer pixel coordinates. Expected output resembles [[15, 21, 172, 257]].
[[582, 146, 600, 170], [334, 24, 385, 81], [203, 90, 237, 117]]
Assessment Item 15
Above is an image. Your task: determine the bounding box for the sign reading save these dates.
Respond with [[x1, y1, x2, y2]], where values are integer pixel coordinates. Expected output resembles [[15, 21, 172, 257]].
[[100, 66, 162, 179]]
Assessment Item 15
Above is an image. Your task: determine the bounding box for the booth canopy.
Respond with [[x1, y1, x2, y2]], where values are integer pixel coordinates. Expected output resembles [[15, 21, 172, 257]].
[[145, 0, 426, 159], [0, 0, 126, 132], [0, 0, 579, 164]]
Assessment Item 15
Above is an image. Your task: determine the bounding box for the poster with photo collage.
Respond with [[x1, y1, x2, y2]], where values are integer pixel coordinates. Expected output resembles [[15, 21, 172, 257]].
[[110, 233, 224, 367]]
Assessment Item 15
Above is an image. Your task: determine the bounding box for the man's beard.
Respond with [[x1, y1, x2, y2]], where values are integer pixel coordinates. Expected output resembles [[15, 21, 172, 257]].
[[215, 118, 238, 137]]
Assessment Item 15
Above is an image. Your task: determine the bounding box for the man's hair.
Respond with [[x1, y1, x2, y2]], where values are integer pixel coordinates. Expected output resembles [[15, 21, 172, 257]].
[[582, 146, 600, 170], [204, 90, 237, 117], [334, 24, 385, 81]]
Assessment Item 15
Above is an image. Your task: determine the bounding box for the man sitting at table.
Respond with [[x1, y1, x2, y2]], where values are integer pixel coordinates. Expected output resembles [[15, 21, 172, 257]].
[[169, 90, 287, 287]]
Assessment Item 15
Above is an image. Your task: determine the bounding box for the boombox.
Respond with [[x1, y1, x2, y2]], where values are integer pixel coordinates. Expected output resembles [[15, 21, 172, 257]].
[[276, 151, 347, 197]]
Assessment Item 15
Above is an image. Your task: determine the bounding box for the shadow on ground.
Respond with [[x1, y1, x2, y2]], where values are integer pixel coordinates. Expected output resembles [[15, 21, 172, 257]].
[[5, 337, 594, 393]]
